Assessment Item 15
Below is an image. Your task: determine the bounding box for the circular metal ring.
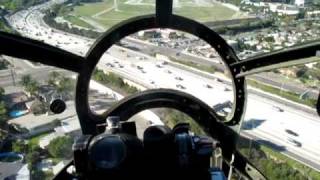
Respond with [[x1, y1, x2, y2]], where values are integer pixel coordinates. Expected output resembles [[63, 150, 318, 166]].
[[76, 14, 246, 134]]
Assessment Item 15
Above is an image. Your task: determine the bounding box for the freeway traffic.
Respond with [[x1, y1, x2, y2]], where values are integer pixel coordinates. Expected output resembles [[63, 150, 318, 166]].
[[5, 0, 320, 171]]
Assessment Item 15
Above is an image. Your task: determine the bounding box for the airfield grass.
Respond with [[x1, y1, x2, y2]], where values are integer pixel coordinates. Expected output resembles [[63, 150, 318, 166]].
[[73, 1, 111, 17], [70, 0, 236, 29], [64, 15, 94, 29]]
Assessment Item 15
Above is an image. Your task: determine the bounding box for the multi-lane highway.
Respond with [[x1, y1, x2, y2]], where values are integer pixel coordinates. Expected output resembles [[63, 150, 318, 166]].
[[123, 36, 319, 99], [5, 0, 320, 171]]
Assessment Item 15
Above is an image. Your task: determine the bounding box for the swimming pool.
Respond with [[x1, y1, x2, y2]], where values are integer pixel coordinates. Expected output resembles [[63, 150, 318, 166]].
[[9, 110, 29, 118], [0, 152, 23, 163]]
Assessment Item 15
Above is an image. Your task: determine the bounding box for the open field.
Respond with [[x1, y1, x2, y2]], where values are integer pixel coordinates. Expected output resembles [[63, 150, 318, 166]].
[[68, 0, 239, 29], [64, 15, 94, 29]]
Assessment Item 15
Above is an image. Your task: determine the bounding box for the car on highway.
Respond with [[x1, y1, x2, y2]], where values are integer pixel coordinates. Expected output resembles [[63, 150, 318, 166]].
[[135, 56, 143, 60], [273, 106, 284, 112], [166, 70, 172, 74], [162, 61, 168, 65], [156, 64, 163, 68], [175, 76, 183, 81], [176, 84, 186, 89], [106, 63, 114, 67], [286, 138, 302, 147], [204, 84, 213, 89], [141, 69, 146, 73], [224, 87, 231, 91], [137, 65, 143, 70], [285, 129, 299, 137], [216, 78, 223, 82]]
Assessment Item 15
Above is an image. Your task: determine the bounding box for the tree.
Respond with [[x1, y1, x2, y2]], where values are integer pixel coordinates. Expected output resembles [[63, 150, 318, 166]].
[[20, 74, 32, 87], [20, 74, 39, 96], [31, 169, 46, 180], [0, 59, 9, 70], [57, 76, 74, 93], [26, 80, 39, 96], [0, 87, 5, 98], [0, 87, 7, 125], [47, 71, 74, 93], [295, 65, 308, 78], [26, 150, 41, 169], [47, 71, 61, 86], [30, 99, 48, 115], [12, 139, 28, 153], [48, 136, 73, 159], [0, 101, 7, 125]]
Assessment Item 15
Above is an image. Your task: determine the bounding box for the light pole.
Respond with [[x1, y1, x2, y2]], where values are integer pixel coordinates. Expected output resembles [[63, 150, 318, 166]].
[[10, 67, 16, 86]]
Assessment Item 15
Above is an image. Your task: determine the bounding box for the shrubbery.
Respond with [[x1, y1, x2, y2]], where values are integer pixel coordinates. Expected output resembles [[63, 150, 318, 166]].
[[47, 136, 73, 159], [238, 136, 316, 179], [92, 69, 139, 95], [43, 4, 101, 39]]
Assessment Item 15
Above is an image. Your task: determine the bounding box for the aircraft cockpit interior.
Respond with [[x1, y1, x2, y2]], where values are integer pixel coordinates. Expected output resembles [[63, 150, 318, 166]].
[[0, 0, 319, 179]]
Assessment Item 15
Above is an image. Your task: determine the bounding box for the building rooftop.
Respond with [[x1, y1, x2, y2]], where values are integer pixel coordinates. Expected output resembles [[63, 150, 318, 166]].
[[3, 92, 28, 109]]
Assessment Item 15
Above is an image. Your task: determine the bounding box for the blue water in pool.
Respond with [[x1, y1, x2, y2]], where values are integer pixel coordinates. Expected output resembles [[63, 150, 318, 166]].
[[9, 110, 28, 118]]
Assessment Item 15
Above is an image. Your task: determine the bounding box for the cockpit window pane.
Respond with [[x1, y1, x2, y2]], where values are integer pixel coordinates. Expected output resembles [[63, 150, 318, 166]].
[[237, 58, 320, 179], [89, 29, 236, 121], [0, 55, 77, 179]]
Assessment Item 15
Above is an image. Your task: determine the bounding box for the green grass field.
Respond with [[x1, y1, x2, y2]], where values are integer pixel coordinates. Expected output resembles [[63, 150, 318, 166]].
[[67, 0, 239, 30], [64, 15, 94, 29]]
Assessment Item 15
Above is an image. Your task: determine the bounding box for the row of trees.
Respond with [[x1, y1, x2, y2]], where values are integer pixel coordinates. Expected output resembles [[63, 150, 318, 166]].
[[70, 0, 102, 4], [237, 136, 315, 179], [92, 69, 139, 95], [20, 72, 75, 97], [215, 19, 273, 35], [43, 4, 101, 38], [47, 71, 75, 94]]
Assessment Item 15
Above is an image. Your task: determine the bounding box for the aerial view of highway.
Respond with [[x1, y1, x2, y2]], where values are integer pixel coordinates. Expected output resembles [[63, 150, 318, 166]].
[[1, 0, 320, 179]]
